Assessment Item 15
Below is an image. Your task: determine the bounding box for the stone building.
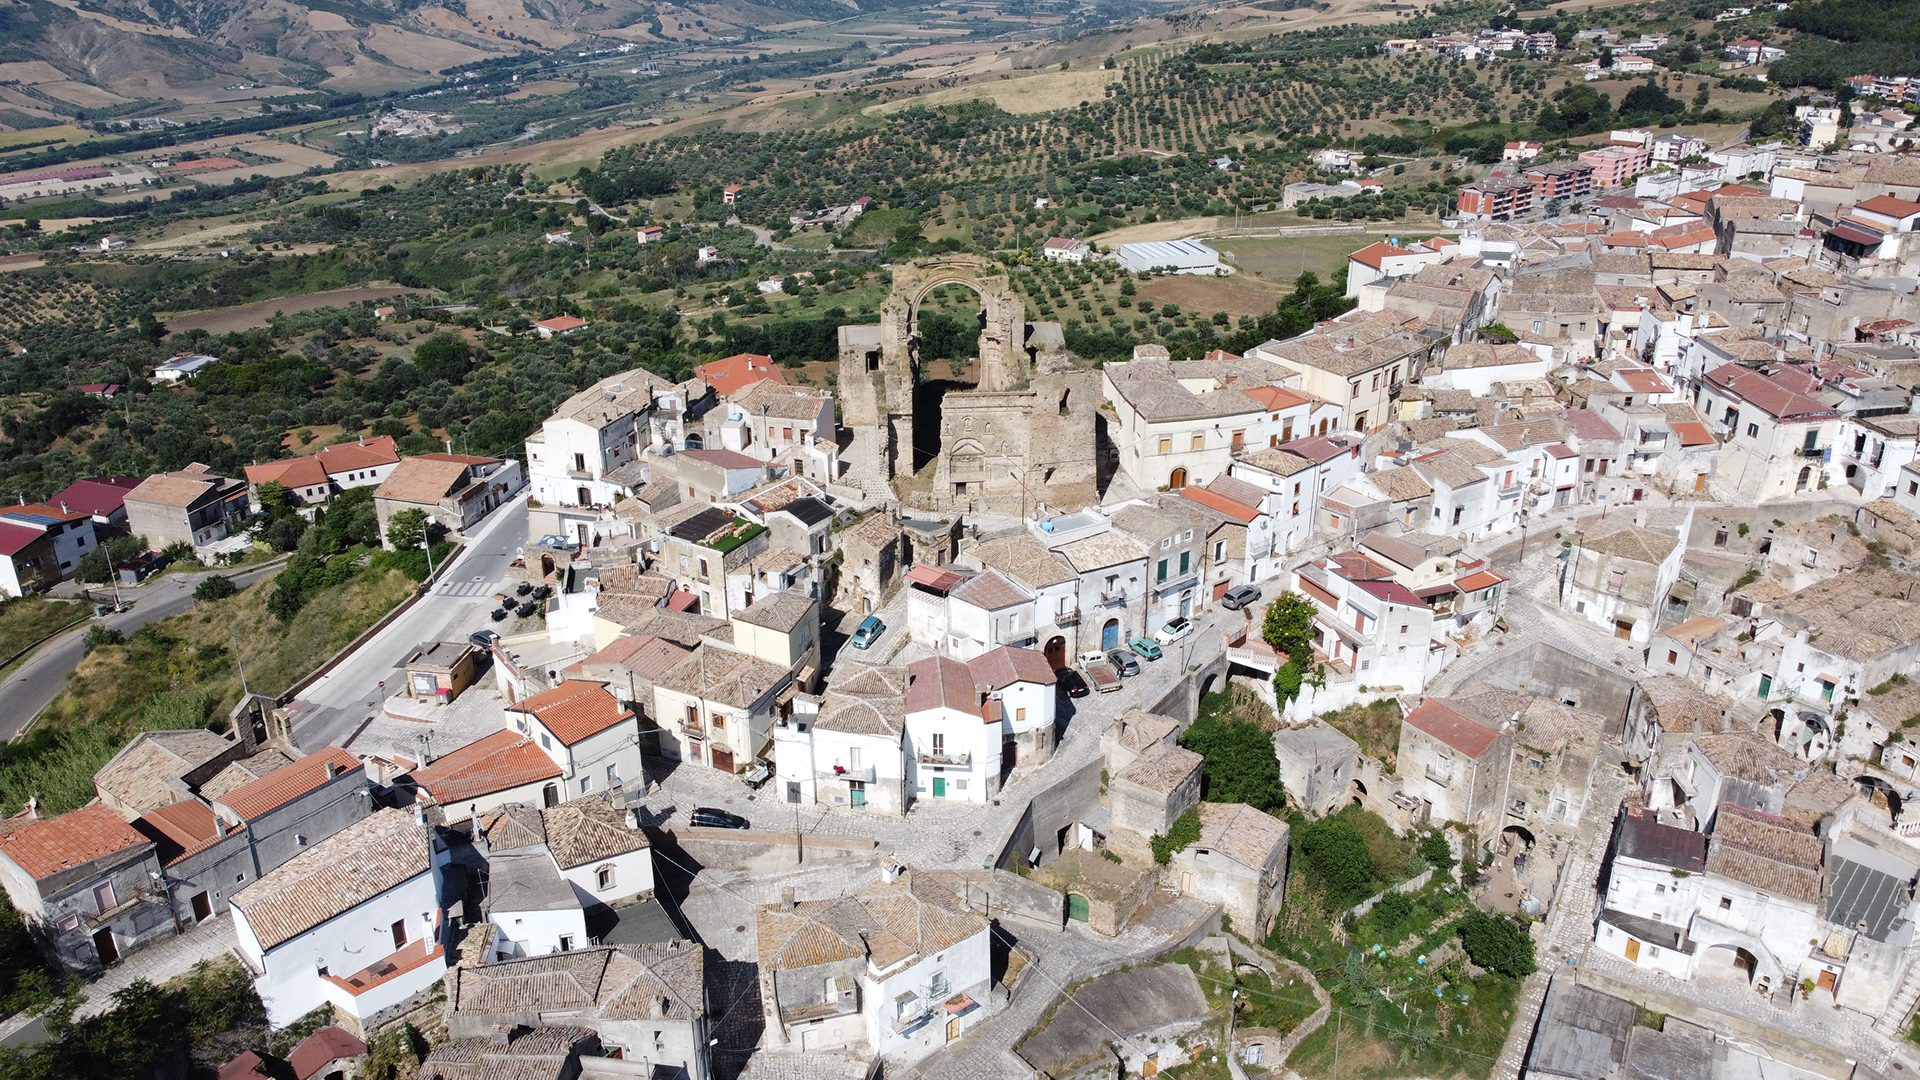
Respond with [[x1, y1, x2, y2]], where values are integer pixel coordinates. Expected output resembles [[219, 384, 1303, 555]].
[[1273, 723, 1360, 819], [1395, 697, 1512, 832], [0, 803, 172, 974], [1169, 803, 1288, 937], [837, 256, 1098, 515]]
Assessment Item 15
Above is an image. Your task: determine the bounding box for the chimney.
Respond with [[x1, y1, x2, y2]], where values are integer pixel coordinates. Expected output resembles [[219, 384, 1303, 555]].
[[779, 886, 796, 911], [1634, 509, 1648, 527], [324, 760, 338, 780], [880, 860, 904, 883]]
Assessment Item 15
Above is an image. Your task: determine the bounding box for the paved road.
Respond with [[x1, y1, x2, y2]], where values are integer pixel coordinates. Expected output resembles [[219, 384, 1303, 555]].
[[288, 497, 531, 751], [0, 561, 286, 742]]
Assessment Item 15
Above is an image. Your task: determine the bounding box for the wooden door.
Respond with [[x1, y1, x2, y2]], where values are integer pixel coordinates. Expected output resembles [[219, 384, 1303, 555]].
[[1624, 938, 1640, 962], [711, 747, 735, 773], [93, 928, 118, 966], [1818, 969, 1837, 992], [947, 1018, 961, 1042], [191, 892, 211, 923], [932, 777, 946, 798]]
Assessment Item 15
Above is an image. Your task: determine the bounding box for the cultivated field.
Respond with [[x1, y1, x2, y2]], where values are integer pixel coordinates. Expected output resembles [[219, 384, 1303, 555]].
[[1137, 274, 1289, 320], [866, 66, 1123, 116]]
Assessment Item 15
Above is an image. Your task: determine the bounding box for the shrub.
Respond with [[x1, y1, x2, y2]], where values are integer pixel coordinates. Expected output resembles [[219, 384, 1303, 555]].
[[193, 575, 238, 602], [82, 625, 125, 654], [1152, 807, 1204, 864], [1181, 714, 1286, 811], [1299, 816, 1376, 904], [1458, 910, 1536, 977], [1419, 830, 1456, 873]]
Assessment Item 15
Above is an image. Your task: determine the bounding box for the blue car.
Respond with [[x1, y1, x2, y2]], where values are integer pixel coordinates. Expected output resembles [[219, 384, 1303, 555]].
[[851, 615, 885, 649]]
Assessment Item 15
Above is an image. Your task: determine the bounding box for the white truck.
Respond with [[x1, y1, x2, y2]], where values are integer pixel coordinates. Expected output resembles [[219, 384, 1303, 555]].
[[1079, 650, 1121, 693]]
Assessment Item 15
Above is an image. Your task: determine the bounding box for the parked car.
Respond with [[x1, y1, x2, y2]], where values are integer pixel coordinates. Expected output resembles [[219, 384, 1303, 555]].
[[1220, 585, 1262, 611], [1057, 668, 1090, 698], [1078, 650, 1121, 692], [851, 615, 885, 650], [1156, 617, 1194, 645], [1128, 636, 1163, 661], [1107, 649, 1141, 677], [690, 807, 750, 830], [468, 629, 500, 649]]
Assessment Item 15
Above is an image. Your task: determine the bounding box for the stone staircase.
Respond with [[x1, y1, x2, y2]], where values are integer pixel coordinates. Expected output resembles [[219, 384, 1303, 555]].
[[1874, 952, 1920, 1037]]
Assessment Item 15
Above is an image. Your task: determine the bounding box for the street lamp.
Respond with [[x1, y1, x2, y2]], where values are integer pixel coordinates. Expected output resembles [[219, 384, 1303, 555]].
[[422, 515, 438, 581]]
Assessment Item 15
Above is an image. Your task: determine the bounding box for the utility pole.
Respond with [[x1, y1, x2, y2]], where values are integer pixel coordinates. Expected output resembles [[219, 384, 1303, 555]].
[[232, 631, 252, 698]]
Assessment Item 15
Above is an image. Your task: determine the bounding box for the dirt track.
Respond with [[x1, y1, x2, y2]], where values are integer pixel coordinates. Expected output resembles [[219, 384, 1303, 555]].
[[162, 285, 427, 335]]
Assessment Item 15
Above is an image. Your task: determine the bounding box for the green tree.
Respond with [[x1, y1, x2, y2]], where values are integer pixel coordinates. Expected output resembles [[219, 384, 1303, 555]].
[[255, 481, 294, 521], [1298, 816, 1376, 904], [413, 331, 473, 384], [1181, 715, 1286, 811], [1262, 592, 1316, 657], [1419, 829, 1457, 873], [385, 508, 428, 552], [1458, 910, 1537, 977]]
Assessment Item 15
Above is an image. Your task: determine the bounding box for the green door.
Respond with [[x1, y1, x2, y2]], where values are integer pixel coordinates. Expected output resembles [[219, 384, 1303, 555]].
[[1067, 893, 1090, 922], [932, 777, 946, 798], [850, 783, 866, 807], [1758, 674, 1773, 699]]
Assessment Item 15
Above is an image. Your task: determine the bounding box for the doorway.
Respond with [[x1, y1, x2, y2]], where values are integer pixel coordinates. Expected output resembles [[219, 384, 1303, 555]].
[[1044, 636, 1067, 670], [947, 1018, 962, 1042], [543, 783, 560, 808], [1067, 893, 1090, 921], [1168, 467, 1188, 490], [191, 892, 212, 923], [932, 777, 946, 798], [850, 782, 867, 807], [711, 748, 735, 773], [92, 928, 118, 966], [1615, 619, 1634, 640], [1102, 619, 1120, 650]]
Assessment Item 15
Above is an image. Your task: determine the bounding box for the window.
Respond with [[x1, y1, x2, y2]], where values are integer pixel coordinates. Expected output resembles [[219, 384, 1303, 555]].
[[1179, 552, 1190, 574], [1214, 540, 1226, 561], [783, 426, 793, 439], [1157, 559, 1168, 583], [929, 972, 950, 998], [1350, 382, 1361, 400], [1746, 423, 1758, 438], [392, 919, 409, 949], [712, 713, 725, 729], [698, 558, 709, 577], [955, 779, 968, 790], [1159, 437, 1172, 454], [1667, 650, 1678, 664], [1191, 434, 1205, 451], [1291, 501, 1301, 516], [1714, 529, 1727, 547], [573, 453, 586, 471], [541, 733, 553, 750], [932, 733, 945, 755], [1608, 569, 1626, 592], [1719, 896, 1732, 910], [559, 935, 575, 952], [1451, 506, 1464, 526], [581, 776, 594, 793], [92, 881, 116, 914], [296, 834, 307, 847], [1371, 373, 1380, 391]]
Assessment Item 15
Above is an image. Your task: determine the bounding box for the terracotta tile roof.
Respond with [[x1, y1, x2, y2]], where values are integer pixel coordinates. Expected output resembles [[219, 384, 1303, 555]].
[[1193, 802, 1288, 870], [507, 681, 632, 746], [682, 448, 765, 472], [1404, 698, 1501, 758], [536, 315, 588, 333], [232, 809, 430, 950], [695, 352, 785, 397], [905, 564, 966, 591], [1354, 579, 1427, 607], [1175, 486, 1259, 524], [410, 730, 562, 806], [816, 663, 909, 736], [1116, 743, 1203, 794], [244, 457, 329, 490], [905, 656, 984, 716], [1858, 195, 1920, 218], [93, 728, 237, 815], [135, 798, 223, 864], [1670, 421, 1714, 447], [0, 803, 150, 880], [1706, 803, 1823, 904], [216, 748, 359, 822], [374, 457, 472, 505], [289, 1027, 367, 1080], [200, 750, 300, 804], [447, 941, 704, 1021], [1054, 530, 1147, 573], [949, 569, 1031, 612], [126, 468, 234, 509], [313, 436, 400, 475], [656, 644, 790, 707], [541, 796, 648, 869], [578, 635, 690, 681], [734, 590, 816, 634], [1565, 409, 1623, 441], [1235, 448, 1315, 477], [1578, 523, 1679, 563], [1616, 369, 1672, 394], [756, 871, 986, 971], [1703, 365, 1838, 421], [967, 645, 1057, 690], [1454, 569, 1505, 593], [478, 803, 546, 852], [968, 534, 1075, 590]]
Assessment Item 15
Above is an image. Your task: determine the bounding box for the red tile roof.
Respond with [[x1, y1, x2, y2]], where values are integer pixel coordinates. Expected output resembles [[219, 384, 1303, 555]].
[[1703, 365, 1838, 420], [219, 748, 360, 822], [968, 645, 1058, 689], [695, 352, 786, 397], [905, 656, 984, 716], [536, 315, 588, 332], [579, 634, 690, 681], [1354, 578, 1426, 607], [409, 730, 562, 805], [507, 680, 632, 745], [314, 436, 401, 475], [0, 521, 44, 557], [1176, 486, 1260, 523], [1616, 369, 1672, 394], [1566, 409, 1623, 441], [1455, 569, 1506, 592], [905, 564, 966, 592], [1671, 421, 1715, 446], [1404, 698, 1501, 757], [1348, 241, 1401, 270], [1245, 385, 1316, 412], [0, 503, 88, 525], [290, 1026, 368, 1080], [1858, 195, 1920, 218], [415, 452, 499, 466], [245, 456, 329, 490], [682, 448, 765, 471], [0, 803, 150, 880], [48, 476, 141, 518], [136, 799, 225, 864]]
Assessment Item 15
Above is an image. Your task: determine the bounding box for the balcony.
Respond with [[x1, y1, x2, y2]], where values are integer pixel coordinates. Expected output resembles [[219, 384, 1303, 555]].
[[783, 988, 860, 1024], [917, 751, 972, 767], [1796, 445, 1826, 458], [1054, 607, 1081, 626], [830, 763, 877, 782], [320, 938, 447, 1019], [1496, 482, 1523, 499], [1099, 590, 1129, 606], [1424, 766, 1453, 787]]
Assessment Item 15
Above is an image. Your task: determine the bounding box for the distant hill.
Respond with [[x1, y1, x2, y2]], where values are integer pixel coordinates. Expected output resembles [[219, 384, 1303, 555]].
[[1772, 0, 1920, 89]]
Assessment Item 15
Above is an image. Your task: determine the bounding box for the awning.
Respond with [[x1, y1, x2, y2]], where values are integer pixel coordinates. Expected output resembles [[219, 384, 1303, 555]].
[[1415, 584, 1458, 599], [1830, 223, 1884, 247], [944, 993, 979, 1017], [905, 564, 965, 592], [666, 589, 698, 612]]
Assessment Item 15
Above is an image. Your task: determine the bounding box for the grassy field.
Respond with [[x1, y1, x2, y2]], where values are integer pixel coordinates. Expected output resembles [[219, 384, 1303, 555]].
[[1317, 699, 1406, 771], [0, 596, 91, 665], [2, 565, 417, 816], [1212, 235, 1378, 286]]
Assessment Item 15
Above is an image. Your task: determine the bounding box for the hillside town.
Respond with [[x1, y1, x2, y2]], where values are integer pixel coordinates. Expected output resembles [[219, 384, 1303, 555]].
[[8, 126, 1920, 1080]]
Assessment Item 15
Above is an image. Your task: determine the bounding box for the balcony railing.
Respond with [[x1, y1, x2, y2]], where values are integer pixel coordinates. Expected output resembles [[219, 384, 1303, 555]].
[[830, 763, 877, 782], [917, 752, 972, 767], [1424, 767, 1452, 787], [783, 991, 860, 1024], [1796, 445, 1826, 457], [1053, 607, 1080, 626]]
